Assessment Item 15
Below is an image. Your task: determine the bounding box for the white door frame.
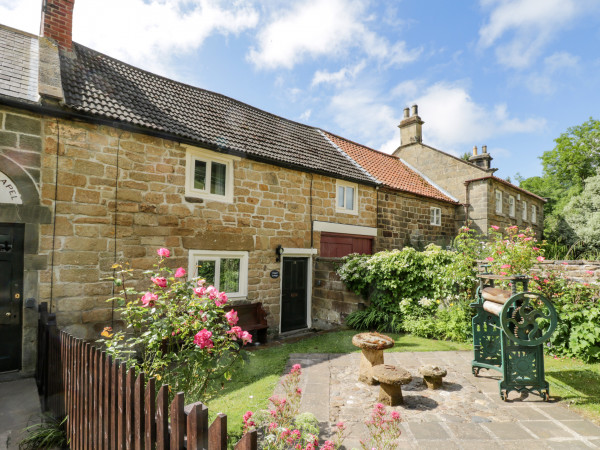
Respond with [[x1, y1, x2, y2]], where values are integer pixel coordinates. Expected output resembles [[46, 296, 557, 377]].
[[278, 248, 317, 332]]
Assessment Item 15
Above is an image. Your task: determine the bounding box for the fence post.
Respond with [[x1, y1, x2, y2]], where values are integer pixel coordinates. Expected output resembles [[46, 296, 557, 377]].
[[209, 414, 228, 450], [185, 402, 208, 450], [170, 392, 186, 450]]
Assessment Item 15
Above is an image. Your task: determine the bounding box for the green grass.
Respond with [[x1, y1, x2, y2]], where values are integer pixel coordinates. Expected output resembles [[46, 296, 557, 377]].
[[545, 356, 600, 423], [205, 331, 470, 432], [203, 330, 600, 435]]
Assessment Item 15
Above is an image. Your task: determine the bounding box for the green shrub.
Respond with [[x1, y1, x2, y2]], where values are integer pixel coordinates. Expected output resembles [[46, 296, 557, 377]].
[[339, 244, 477, 337], [534, 271, 600, 362]]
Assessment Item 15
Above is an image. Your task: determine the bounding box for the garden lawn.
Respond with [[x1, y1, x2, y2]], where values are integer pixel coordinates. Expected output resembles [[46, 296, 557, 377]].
[[204, 330, 470, 432], [545, 356, 600, 424]]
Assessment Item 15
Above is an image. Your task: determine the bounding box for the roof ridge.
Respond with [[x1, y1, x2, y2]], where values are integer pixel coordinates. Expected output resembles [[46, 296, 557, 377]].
[[71, 42, 320, 133], [319, 130, 380, 184], [321, 129, 400, 160]]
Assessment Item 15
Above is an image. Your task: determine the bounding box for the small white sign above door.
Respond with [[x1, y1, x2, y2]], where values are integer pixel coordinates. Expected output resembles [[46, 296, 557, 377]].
[[0, 171, 22, 204]]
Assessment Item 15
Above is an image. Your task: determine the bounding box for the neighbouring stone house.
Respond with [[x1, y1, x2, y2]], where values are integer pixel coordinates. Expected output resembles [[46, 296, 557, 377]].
[[0, 0, 460, 376], [394, 106, 546, 237]]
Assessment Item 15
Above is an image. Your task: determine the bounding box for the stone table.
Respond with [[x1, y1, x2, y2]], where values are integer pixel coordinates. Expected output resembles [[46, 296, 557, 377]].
[[351, 332, 394, 385]]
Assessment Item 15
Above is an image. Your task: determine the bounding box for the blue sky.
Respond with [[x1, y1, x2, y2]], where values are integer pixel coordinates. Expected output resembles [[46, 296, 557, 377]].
[[2, 0, 600, 180]]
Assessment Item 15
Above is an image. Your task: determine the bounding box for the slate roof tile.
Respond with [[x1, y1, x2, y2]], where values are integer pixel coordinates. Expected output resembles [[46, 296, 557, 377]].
[[59, 43, 375, 185]]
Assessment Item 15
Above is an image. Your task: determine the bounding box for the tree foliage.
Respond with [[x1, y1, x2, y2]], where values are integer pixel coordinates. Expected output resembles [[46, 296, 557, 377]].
[[517, 118, 600, 253]]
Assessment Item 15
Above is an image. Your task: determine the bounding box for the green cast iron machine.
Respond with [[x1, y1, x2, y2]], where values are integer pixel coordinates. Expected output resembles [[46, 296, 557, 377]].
[[471, 272, 558, 401]]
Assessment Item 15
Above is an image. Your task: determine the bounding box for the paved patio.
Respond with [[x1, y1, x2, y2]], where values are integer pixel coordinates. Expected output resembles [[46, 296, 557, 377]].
[[0, 378, 42, 450], [287, 351, 600, 449]]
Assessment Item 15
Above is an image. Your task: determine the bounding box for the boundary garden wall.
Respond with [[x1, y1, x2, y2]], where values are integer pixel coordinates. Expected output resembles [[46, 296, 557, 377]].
[[534, 260, 599, 283]]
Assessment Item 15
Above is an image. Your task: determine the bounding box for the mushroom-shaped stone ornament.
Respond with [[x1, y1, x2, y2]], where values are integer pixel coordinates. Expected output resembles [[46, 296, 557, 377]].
[[419, 365, 447, 389]]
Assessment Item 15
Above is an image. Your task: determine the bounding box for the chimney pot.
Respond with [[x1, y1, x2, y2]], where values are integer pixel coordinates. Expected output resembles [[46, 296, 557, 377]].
[[411, 104, 418, 116], [473, 146, 478, 156], [403, 107, 410, 119], [482, 145, 487, 154]]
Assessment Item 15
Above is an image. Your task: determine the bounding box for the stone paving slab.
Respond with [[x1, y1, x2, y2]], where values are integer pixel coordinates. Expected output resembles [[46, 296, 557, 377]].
[[0, 378, 42, 450], [287, 351, 600, 449]]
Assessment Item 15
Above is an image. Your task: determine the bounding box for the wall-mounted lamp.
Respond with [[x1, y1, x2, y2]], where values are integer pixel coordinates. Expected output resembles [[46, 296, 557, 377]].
[[275, 245, 283, 262]]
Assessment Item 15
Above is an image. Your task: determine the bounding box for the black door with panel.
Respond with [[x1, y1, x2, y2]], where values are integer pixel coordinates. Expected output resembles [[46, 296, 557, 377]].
[[0, 223, 24, 372], [281, 257, 308, 333]]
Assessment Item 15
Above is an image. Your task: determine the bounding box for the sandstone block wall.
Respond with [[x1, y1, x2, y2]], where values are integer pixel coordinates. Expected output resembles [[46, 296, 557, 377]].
[[37, 118, 378, 338], [376, 189, 457, 251], [533, 260, 600, 284], [0, 106, 52, 376], [486, 179, 544, 238], [311, 257, 365, 328], [394, 143, 485, 204]]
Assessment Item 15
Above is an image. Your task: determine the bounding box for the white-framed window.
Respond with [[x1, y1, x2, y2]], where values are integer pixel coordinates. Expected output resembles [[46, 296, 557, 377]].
[[185, 147, 237, 203], [495, 190, 502, 214], [522, 200, 527, 221], [430, 207, 441, 226], [509, 195, 515, 217], [531, 205, 537, 223], [336, 180, 358, 214], [188, 250, 248, 298]]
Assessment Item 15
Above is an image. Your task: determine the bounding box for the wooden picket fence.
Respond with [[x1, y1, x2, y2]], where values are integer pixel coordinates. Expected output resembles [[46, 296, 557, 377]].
[[36, 303, 257, 449]]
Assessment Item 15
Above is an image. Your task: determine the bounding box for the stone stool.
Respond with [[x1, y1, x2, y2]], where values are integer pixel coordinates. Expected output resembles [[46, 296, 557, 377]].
[[419, 365, 447, 389], [351, 332, 394, 385], [371, 364, 412, 406]]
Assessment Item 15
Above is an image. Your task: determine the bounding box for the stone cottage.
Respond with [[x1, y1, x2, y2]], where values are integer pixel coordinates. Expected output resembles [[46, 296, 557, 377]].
[[394, 106, 546, 237], [0, 0, 459, 376]]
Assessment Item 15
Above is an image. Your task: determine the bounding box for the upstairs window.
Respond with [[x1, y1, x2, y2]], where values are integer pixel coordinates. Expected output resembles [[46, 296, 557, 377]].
[[509, 196, 515, 217], [430, 207, 441, 226], [185, 147, 236, 203], [188, 250, 248, 298], [495, 190, 502, 214], [336, 180, 358, 214], [532, 205, 537, 223], [522, 200, 527, 221]]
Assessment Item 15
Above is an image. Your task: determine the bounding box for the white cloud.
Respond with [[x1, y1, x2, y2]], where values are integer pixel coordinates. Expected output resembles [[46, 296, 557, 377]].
[[410, 82, 546, 152], [478, 0, 584, 68], [311, 61, 366, 86], [299, 109, 312, 121], [74, 0, 259, 75], [0, 0, 42, 34], [248, 0, 419, 70], [524, 51, 579, 94]]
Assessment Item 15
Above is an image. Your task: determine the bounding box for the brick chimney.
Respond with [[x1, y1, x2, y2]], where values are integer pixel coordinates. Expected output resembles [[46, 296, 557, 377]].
[[398, 104, 424, 146], [40, 0, 75, 51]]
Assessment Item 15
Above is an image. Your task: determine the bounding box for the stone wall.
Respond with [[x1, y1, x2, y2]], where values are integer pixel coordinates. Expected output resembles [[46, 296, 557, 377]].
[[312, 257, 365, 329], [465, 179, 488, 234], [0, 106, 52, 376], [376, 189, 457, 251], [38, 118, 378, 338], [486, 179, 544, 239], [394, 143, 485, 204], [534, 260, 600, 284]]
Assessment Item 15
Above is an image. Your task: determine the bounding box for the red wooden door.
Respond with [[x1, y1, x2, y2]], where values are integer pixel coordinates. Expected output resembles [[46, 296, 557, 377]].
[[320, 233, 373, 257]]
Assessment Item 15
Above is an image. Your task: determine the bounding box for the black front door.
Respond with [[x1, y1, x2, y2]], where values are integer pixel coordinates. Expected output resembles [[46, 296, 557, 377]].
[[281, 257, 308, 333], [0, 223, 24, 372]]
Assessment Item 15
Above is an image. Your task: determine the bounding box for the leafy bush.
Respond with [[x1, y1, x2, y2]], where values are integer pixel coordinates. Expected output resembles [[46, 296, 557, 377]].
[[533, 269, 600, 362], [338, 244, 477, 337], [19, 414, 68, 450], [101, 248, 252, 402]]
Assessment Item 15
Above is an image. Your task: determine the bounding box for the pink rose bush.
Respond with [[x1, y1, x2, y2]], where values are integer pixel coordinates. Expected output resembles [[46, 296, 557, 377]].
[[243, 364, 347, 450], [101, 248, 253, 402], [485, 225, 543, 279]]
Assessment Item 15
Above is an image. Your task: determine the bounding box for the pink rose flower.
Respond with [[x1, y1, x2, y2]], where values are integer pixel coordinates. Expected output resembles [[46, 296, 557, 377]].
[[194, 287, 206, 297], [500, 264, 511, 269], [562, 262, 568, 265], [491, 225, 500, 230], [537, 256, 545, 262], [141, 292, 157, 307], [524, 237, 533, 241], [174, 267, 186, 278], [227, 326, 243, 340], [215, 291, 228, 307], [225, 309, 239, 326], [500, 272, 507, 276], [206, 286, 218, 300], [151, 276, 167, 287], [485, 257, 494, 262], [156, 248, 170, 258], [532, 247, 540, 251], [193, 329, 214, 349], [517, 233, 525, 238], [586, 270, 594, 275], [241, 331, 253, 345]]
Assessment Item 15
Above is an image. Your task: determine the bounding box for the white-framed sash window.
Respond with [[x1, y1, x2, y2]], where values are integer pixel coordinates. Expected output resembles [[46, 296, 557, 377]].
[[188, 250, 248, 298], [185, 147, 237, 203], [336, 180, 358, 214], [430, 207, 441, 226]]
